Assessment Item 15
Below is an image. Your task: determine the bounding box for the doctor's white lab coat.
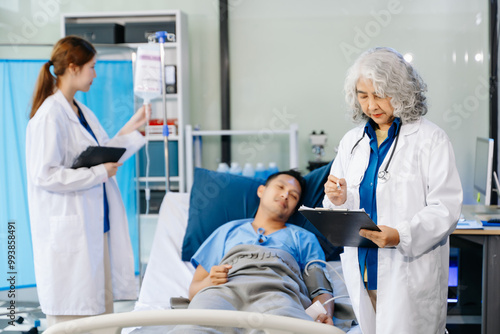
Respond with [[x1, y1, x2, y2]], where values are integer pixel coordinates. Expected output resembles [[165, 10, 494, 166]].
[[26, 90, 145, 315], [323, 118, 463, 334]]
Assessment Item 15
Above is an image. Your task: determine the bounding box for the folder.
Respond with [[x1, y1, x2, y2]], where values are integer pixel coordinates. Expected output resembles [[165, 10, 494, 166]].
[[72, 146, 126, 169], [299, 206, 381, 248], [474, 213, 500, 228]]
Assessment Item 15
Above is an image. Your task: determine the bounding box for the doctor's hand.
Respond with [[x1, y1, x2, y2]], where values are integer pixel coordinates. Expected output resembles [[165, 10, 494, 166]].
[[117, 104, 152, 136], [324, 175, 347, 206], [209, 264, 232, 286], [103, 162, 123, 178], [359, 225, 400, 248]]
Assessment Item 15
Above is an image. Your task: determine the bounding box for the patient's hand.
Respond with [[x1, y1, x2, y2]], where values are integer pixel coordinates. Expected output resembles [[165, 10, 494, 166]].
[[312, 293, 334, 326], [189, 264, 233, 300], [209, 264, 232, 285], [315, 313, 334, 325]]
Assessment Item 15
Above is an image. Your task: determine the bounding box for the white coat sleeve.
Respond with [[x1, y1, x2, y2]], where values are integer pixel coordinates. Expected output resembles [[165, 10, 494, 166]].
[[395, 131, 463, 257], [27, 116, 108, 193]]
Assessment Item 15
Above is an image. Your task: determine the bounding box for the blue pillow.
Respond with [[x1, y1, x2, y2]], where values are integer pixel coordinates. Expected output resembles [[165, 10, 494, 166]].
[[181, 162, 341, 262], [181, 168, 265, 261]]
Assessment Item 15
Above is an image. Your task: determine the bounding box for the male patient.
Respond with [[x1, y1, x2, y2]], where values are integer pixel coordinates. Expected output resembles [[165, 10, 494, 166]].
[[171, 170, 334, 333]]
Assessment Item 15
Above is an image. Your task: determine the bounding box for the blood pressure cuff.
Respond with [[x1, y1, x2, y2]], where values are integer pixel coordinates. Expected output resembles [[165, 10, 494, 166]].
[[302, 263, 333, 299]]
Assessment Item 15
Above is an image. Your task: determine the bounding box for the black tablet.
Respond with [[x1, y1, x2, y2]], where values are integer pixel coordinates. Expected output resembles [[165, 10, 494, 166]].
[[72, 146, 126, 169]]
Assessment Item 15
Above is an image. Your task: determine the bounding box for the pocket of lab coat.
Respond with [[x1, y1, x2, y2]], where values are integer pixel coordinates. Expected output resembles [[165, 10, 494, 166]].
[[49, 215, 85, 253]]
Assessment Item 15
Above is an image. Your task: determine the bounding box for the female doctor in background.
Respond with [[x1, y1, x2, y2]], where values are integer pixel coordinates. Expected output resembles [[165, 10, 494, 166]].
[[26, 36, 148, 327], [323, 47, 463, 334]]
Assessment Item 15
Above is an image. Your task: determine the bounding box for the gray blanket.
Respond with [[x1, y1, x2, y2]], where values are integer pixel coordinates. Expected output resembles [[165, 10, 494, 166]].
[[169, 244, 315, 333]]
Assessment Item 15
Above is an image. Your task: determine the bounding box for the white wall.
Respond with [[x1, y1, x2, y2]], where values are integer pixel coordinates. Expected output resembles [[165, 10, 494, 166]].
[[0, 0, 490, 203], [227, 0, 488, 204]]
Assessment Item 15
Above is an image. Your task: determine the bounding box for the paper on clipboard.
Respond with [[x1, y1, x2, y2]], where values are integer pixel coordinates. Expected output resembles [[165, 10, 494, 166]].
[[298, 206, 381, 248]]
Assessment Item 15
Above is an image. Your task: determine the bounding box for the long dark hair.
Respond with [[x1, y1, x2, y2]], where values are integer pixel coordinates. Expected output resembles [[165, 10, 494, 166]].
[[30, 36, 96, 119]]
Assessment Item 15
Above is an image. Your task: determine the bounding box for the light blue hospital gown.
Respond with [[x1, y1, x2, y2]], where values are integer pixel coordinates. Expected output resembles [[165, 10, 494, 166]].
[[192, 218, 326, 273]]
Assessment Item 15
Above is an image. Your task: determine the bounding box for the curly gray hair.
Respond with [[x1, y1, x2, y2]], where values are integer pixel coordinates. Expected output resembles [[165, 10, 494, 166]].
[[344, 47, 428, 124]]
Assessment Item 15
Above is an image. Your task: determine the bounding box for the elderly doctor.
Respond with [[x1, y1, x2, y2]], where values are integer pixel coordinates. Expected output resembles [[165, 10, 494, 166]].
[[26, 36, 148, 327], [323, 47, 462, 334]]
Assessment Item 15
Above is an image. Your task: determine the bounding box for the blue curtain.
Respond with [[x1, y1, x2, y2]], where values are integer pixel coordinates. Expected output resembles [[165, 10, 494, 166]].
[[0, 59, 140, 290]]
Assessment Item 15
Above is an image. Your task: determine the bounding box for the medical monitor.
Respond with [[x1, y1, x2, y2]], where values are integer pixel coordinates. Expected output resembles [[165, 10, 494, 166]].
[[473, 137, 494, 206]]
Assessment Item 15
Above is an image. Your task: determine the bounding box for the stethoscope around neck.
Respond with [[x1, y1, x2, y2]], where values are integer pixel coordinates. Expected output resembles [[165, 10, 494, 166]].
[[350, 126, 401, 183]]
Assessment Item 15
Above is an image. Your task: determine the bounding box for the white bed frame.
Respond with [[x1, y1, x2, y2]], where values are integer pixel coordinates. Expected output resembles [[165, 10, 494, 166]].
[[43, 309, 345, 333], [185, 123, 299, 191]]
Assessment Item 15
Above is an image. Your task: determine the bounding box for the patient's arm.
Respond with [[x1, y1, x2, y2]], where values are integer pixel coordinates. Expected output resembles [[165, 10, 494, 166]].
[[312, 293, 334, 325], [188, 264, 232, 300], [302, 262, 334, 324]]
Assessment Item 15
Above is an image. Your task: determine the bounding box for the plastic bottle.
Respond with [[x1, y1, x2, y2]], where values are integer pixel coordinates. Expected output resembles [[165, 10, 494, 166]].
[[216, 162, 229, 173], [134, 42, 162, 214], [242, 163, 255, 178], [254, 162, 267, 179], [229, 162, 242, 175], [267, 162, 279, 177], [134, 42, 162, 105]]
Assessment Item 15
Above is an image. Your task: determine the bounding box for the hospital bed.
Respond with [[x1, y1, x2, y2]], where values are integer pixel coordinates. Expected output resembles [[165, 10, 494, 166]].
[[44, 167, 360, 334]]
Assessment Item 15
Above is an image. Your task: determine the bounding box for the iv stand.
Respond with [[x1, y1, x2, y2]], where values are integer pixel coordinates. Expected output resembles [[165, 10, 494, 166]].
[[155, 31, 176, 192]]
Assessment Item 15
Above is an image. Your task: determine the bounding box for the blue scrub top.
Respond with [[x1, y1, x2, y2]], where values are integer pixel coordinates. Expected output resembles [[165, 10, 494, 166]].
[[75, 102, 110, 233], [192, 218, 326, 272], [358, 118, 401, 290]]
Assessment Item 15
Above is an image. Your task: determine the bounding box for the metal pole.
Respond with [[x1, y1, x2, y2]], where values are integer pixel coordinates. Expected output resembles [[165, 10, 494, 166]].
[[220, 0, 231, 164], [156, 31, 170, 192], [489, 0, 499, 204], [289, 123, 299, 170], [185, 124, 194, 191]]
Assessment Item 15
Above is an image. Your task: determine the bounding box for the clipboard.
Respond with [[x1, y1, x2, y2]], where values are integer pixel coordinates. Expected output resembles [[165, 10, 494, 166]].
[[72, 146, 126, 169], [299, 206, 381, 248]]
